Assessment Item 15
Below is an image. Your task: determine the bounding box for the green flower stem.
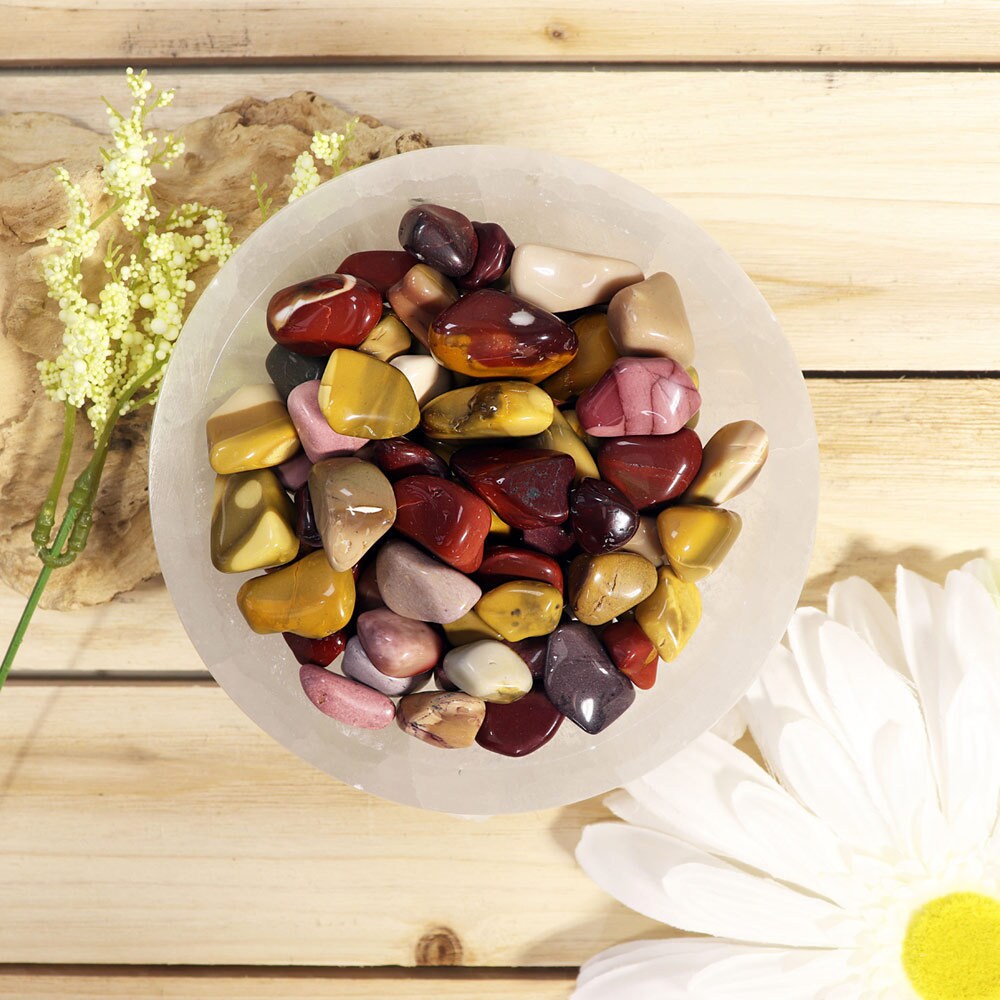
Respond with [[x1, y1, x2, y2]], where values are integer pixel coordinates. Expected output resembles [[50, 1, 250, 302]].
[[31, 402, 77, 550]]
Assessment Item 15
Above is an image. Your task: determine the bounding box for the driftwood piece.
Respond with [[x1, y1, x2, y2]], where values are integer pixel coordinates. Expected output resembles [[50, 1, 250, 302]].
[[0, 92, 431, 608]]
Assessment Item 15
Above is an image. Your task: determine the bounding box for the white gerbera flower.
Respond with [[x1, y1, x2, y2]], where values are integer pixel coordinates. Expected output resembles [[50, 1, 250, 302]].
[[576, 561, 1000, 1000]]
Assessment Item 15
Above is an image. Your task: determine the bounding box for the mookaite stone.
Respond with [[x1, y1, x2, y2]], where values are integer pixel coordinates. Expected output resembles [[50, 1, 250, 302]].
[[341, 636, 428, 697], [389, 354, 452, 406], [597, 430, 703, 509], [286, 379, 367, 463], [283, 629, 347, 667], [657, 506, 742, 582], [521, 523, 575, 557], [607, 271, 695, 366], [336, 250, 418, 293], [396, 691, 487, 749], [265, 344, 326, 400], [357, 437, 449, 482], [387, 264, 459, 347], [376, 539, 482, 624], [442, 639, 534, 703], [527, 406, 600, 483], [601, 619, 659, 689], [357, 313, 412, 362], [505, 636, 549, 682], [509, 244, 643, 313], [577, 357, 701, 437], [476, 545, 564, 593], [620, 514, 667, 565], [567, 552, 657, 626], [308, 457, 396, 571], [355, 562, 385, 612], [356, 607, 444, 678], [237, 550, 355, 638], [207, 384, 300, 475], [451, 446, 575, 529], [476, 689, 564, 757], [318, 349, 420, 439], [267, 273, 382, 355], [475, 580, 564, 641], [275, 451, 313, 492], [684, 420, 769, 505], [541, 313, 619, 402], [420, 381, 554, 440], [211, 469, 298, 573], [442, 609, 504, 646], [634, 566, 702, 662], [544, 621, 635, 734], [569, 477, 639, 554], [457, 221, 515, 290], [392, 474, 492, 573], [299, 664, 395, 730], [293, 484, 322, 548], [399, 203, 478, 277], [428, 289, 578, 383]]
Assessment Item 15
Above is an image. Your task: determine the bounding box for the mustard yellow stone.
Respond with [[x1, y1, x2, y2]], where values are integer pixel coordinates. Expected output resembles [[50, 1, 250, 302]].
[[420, 381, 554, 440], [489, 509, 513, 536], [567, 552, 658, 626], [656, 506, 742, 582], [236, 549, 356, 638], [443, 608, 505, 646], [527, 406, 600, 483], [475, 580, 564, 641], [210, 469, 298, 573], [317, 349, 420, 439], [206, 384, 300, 474], [357, 313, 412, 362], [541, 313, 618, 402], [634, 565, 702, 662], [562, 408, 601, 450]]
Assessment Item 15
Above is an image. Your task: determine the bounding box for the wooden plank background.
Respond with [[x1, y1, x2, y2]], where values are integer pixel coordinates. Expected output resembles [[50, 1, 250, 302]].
[[1, 6, 998, 997]]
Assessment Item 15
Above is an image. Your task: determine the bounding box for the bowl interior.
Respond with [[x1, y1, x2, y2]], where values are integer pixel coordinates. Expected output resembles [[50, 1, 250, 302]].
[[149, 145, 818, 814]]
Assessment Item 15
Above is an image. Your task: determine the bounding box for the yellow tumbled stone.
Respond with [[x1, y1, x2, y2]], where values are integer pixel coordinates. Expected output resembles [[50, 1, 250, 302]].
[[527, 405, 600, 483], [567, 552, 657, 626], [541, 313, 618, 402], [562, 408, 602, 450], [489, 509, 513, 536], [357, 313, 412, 362], [317, 349, 420, 439], [475, 580, 563, 642], [206, 384, 300, 474], [420, 381, 554, 440], [443, 609, 505, 646], [236, 549, 355, 638], [210, 469, 298, 573], [634, 566, 702, 662], [656, 506, 742, 582]]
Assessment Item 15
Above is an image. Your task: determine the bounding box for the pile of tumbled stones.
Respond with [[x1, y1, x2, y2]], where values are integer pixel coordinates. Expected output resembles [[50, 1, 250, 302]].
[[206, 203, 768, 757]]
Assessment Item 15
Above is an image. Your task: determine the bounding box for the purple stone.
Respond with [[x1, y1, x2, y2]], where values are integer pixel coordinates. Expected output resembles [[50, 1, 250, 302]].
[[458, 222, 515, 290], [544, 622, 635, 734], [398, 204, 478, 278], [275, 452, 313, 492], [505, 637, 548, 683], [569, 477, 639, 554], [341, 636, 428, 698]]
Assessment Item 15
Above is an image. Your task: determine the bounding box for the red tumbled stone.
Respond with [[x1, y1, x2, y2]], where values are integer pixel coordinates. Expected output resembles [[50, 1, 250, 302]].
[[477, 545, 564, 593], [521, 523, 576, 557], [282, 630, 348, 667], [451, 447, 575, 530], [601, 620, 659, 690], [475, 688, 564, 757], [336, 250, 418, 293], [392, 474, 492, 573], [399, 204, 478, 277], [457, 222, 515, 290], [597, 430, 703, 510], [357, 437, 449, 481]]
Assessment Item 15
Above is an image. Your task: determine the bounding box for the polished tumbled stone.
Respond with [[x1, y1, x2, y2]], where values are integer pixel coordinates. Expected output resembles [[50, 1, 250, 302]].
[[420, 381, 554, 440], [299, 664, 395, 730], [265, 344, 327, 400], [396, 691, 487, 749], [341, 636, 428, 697], [356, 607, 444, 678], [387, 264, 458, 347], [389, 354, 452, 407], [442, 639, 534, 704], [357, 313, 412, 362], [607, 271, 695, 366], [475, 580, 564, 641], [656, 505, 742, 582], [684, 420, 769, 505], [376, 539, 482, 624], [634, 565, 702, 662], [541, 313, 619, 403], [287, 379, 367, 463], [569, 477, 639, 554], [597, 430, 703, 510], [527, 406, 600, 483], [567, 552, 658, 626], [476, 689, 564, 758], [207, 384, 300, 475], [457, 221, 515, 290], [398, 203, 478, 277], [211, 469, 298, 573]]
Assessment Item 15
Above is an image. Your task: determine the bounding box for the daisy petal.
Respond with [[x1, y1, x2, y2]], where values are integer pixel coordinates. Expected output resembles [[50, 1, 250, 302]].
[[827, 576, 907, 676], [946, 568, 1000, 688], [961, 557, 1000, 607], [575, 938, 854, 1000]]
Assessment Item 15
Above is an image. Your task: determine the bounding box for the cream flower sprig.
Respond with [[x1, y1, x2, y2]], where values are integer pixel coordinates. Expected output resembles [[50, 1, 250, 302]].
[[576, 561, 1000, 1000]]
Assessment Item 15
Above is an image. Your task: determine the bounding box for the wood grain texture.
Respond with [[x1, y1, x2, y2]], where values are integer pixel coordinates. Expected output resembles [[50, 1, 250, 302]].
[[2, 379, 997, 676], [2, 69, 998, 371], [0, 967, 575, 999], [2, 1, 999, 65]]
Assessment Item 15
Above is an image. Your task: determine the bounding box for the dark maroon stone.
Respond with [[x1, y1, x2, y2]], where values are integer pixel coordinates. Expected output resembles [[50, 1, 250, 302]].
[[569, 478, 639, 554], [282, 630, 347, 666], [451, 447, 575, 529], [544, 622, 635, 734], [476, 545, 564, 593], [457, 222, 515, 290], [597, 430, 703, 510], [521, 523, 576, 557], [505, 636, 549, 683], [357, 437, 449, 481], [336, 250, 418, 293], [398, 204, 478, 277], [356, 562, 385, 612], [294, 485, 322, 548], [476, 689, 564, 757]]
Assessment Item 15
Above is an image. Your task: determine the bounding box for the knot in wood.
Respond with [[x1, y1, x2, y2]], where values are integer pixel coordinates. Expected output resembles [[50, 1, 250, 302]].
[[415, 926, 464, 966]]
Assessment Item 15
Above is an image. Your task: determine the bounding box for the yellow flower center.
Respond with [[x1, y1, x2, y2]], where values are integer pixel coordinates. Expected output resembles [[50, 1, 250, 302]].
[[902, 892, 1000, 999]]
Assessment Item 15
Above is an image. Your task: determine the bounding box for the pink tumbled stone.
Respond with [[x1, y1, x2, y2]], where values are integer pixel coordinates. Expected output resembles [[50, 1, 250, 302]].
[[576, 357, 700, 437], [299, 664, 396, 729], [286, 379, 367, 463], [357, 608, 445, 678], [275, 451, 313, 491]]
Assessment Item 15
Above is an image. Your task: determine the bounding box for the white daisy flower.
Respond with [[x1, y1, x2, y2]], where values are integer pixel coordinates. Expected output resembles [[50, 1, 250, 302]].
[[576, 561, 1000, 1000]]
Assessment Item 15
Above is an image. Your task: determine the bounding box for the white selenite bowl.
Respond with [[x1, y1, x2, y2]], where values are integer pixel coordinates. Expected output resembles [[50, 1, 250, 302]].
[[149, 145, 818, 814]]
